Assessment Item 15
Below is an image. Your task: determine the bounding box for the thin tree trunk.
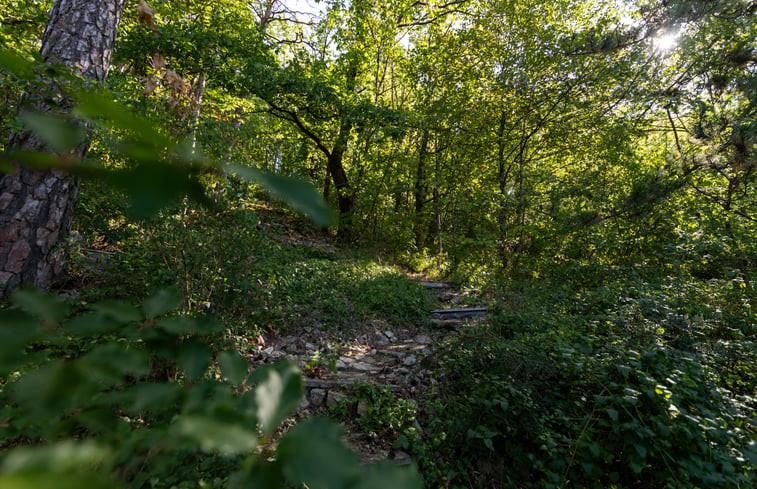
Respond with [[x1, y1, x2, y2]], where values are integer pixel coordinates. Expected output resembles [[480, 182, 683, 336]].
[[0, 0, 125, 297], [413, 129, 430, 248]]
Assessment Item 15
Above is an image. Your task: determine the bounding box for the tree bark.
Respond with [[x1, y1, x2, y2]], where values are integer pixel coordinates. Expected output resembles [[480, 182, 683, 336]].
[[0, 0, 125, 297], [328, 118, 355, 241]]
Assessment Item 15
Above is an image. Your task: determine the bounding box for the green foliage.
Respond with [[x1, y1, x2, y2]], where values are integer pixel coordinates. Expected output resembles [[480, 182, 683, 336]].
[[73, 204, 433, 331], [2, 1, 756, 487], [330, 383, 418, 438], [0, 47, 419, 489], [419, 270, 757, 488], [0, 288, 421, 489]]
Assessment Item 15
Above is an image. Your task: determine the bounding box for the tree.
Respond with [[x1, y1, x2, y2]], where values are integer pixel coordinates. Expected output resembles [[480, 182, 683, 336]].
[[0, 0, 125, 297]]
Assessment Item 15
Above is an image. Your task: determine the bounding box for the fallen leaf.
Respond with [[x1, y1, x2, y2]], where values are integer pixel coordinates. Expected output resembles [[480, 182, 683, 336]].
[[152, 52, 166, 70], [137, 1, 158, 33]]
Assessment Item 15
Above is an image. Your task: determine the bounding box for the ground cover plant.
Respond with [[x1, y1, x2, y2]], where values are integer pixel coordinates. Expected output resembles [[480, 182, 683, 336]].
[[417, 267, 757, 488]]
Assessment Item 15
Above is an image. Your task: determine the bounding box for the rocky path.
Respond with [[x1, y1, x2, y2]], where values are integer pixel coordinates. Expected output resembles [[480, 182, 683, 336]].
[[245, 279, 486, 463]]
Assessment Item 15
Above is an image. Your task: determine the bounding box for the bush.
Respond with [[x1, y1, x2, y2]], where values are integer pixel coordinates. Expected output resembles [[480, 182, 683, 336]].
[[419, 273, 757, 488], [0, 288, 421, 489]]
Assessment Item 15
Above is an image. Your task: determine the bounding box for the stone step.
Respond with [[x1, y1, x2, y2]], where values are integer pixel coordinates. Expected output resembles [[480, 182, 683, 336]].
[[421, 281, 449, 289], [431, 307, 487, 319], [304, 377, 401, 393], [429, 318, 465, 329]]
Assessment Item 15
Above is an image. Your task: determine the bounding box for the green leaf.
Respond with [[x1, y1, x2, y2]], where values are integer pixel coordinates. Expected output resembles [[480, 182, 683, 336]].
[[248, 361, 303, 435], [0, 310, 42, 374], [177, 339, 211, 381], [0, 48, 36, 80], [73, 91, 171, 149], [0, 149, 60, 170], [1, 441, 112, 474], [91, 300, 142, 324], [277, 418, 359, 489], [353, 461, 422, 489], [225, 164, 335, 227], [63, 313, 121, 337], [19, 112, 86, 153], [218, 350, 249, 386], [125, 382, 183, 413], [11, 362, 95, 417], [155, 315, 222, 336], [109, 163, 209, 219], [172, 415, 258, 455], [0, 472, 117, 489], [79, 344, 151, 381], [589, 442, 601, 458], [634, 444, 648, 459], [11, 288, 69, 324], [228, 458, 283, 489], [143, 287, 183, 318]]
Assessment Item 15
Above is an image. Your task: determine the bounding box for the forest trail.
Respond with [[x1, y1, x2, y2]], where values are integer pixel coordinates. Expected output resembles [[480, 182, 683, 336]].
[[245, 278, 486, 464]]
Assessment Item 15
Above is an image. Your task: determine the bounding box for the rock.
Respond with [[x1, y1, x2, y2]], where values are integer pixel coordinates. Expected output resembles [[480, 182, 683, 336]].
[[438, 291, 456, 302], [393, 450, 412, 465], [305, 342, 317, 350], [415, 335, 432, 344], [384, 330, 397, 342], [300, 396, 310, 409], [429, 318, 464, 329], [262, 346, 274, 355], [326, 391, 348, 407], [378, 349, 406, 359], [310, 388, 326, 406], [393, 367, 410, 376], [335, 359, 347, 370], [421, 281, 448, 289], [370, 349, 377, 355], [352, 362, 380, 372], [357, 399, 370, 416], [403, 355, 417, 367]]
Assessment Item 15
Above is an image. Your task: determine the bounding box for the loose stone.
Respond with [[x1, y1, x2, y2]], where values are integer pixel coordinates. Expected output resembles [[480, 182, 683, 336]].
[[310, 388, 326, 406], [326, 391, 347, 407]]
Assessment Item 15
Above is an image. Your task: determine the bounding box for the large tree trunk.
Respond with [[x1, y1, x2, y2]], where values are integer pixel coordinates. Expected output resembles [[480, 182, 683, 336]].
[[0, 0, 125, 297]]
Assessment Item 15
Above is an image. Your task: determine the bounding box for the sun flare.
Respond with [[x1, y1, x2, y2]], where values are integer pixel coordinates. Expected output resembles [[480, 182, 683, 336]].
[[654, 33, 678, 52]]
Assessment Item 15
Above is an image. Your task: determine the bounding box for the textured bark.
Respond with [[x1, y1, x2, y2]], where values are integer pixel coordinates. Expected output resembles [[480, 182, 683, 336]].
[[0, 0, 125, 297]]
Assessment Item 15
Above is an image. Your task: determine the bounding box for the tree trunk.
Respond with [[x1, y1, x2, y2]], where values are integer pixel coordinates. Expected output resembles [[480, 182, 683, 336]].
[[413, 129, 429, 248], [327, 118, 354, 241], [0, 0, 125, 297]]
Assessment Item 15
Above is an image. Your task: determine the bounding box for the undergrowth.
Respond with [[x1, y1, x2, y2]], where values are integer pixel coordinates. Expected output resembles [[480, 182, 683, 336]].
[[70, 202, 434, 340], [417, 266, 757, 488]]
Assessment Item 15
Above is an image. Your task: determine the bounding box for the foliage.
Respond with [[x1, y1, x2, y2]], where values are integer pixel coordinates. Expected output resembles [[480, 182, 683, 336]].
[[418, 269, 757, 488], [0, 289, 420, 489], [2, 1, 756, 488], [329, 383, 418, 439], [0, 47, 419, 489]]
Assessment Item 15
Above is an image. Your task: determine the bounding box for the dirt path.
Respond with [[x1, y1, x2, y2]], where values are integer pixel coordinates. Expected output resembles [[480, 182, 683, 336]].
[[245, 280, 486, 464]]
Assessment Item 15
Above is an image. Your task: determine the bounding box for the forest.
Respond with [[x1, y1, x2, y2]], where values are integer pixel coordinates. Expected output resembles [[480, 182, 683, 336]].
[[0, 0, 755, 487]]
